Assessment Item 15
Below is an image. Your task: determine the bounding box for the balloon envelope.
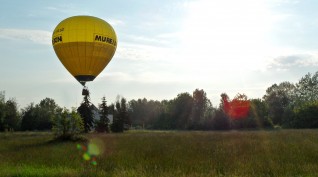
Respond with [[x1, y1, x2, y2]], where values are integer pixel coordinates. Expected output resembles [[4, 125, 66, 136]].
[[52, 16, 117, 85]]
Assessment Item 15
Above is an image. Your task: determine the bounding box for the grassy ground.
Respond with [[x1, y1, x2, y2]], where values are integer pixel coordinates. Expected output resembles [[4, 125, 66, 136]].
[[1, 130, 318, 177]]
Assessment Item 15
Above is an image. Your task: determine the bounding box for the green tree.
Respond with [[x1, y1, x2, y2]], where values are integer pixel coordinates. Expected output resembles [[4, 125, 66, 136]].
[[52, 108, 84, 140], [77, 94, 94, 133], [37, 98, 59, 130], [0, 91, 6, 131], [283, 71, 318, 128], [128, 98, 165, 129], [3, 99, 20, 131], [120, 97, 130, 128], [292, 101, 318, 128], [212, 93, 230, 130], [128, 98, 148, 128], [21, 103, 37, 131], [263, 82, 295, 125], [20, 98, 60, 131], [108, 103, 115, 114], [96, 96, 110, 133], [111, 97, 130, 132], [144, 100, 162, 128], [170, 93, 193, 130], [248, 99, 272, 128], [191, 89, 210, 129], [152, 100, 174, 130], [294, 71, 318, 106], [111, 99, 124, 132], [0, 92, 20, 131]]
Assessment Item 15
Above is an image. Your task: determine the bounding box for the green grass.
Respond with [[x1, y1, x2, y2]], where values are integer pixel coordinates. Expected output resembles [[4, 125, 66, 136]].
[[1, 130, 318, 176]]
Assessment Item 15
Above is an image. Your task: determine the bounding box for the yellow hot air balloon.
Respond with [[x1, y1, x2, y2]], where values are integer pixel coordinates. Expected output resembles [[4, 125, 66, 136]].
[[52, 15, 117, 87]]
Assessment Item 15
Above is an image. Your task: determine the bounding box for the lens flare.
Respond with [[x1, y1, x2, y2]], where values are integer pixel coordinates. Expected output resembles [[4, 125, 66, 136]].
[[76, 138, 104, 166], [88, 138, 104, 156], [83, 152, 91, 161], [76, 144, 82, 150], [223, 94, 250, 120], [91, 157, 97, 166]]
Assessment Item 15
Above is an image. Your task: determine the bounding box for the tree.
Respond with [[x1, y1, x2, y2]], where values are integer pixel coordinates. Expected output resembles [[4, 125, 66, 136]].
[[120, 97, 130, 128], [144, 100, 162, 128], [111, 99, 124, 132], [222, 93, 252, 129], [128, 98, 162, 129], [292, 101, 318, 128], [225, 93, 250, 120], [111, 97, 130, 132], [152, 100, 174, 130], [0, 92, 20, 131], [263, 82, 295, 125], [37, 98, 59, 130], [77, 93, 94, 133], [212, 93, 230, 130], [128, 98, 148, 128], [52, 108, 84, 140], [20, 98, 60, 131], [96, 96, 110, 133], [170, 93, 193, 130], [280, 71, 318, 128], [0, 91, 6, 131], [21, 103, 37, 131], [3, 99, 20, 131], [248, 99, 272, 128], [192, 89, 210, 129], [294, 72, 318, 106]]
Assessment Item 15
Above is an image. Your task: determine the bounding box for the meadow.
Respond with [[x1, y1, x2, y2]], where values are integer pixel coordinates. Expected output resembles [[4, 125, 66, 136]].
[[1, 130, 318, 177]]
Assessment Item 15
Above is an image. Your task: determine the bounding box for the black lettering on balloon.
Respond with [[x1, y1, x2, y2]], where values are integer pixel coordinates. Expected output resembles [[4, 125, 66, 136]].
[[52, 36, 62, 45], [94, 35, 116, 46]]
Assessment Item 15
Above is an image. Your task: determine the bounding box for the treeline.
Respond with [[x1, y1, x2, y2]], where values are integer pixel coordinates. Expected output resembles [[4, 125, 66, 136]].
[[0, 71, 318, 132], [0, 91, 129, 134], [129, 71, 318, 130]]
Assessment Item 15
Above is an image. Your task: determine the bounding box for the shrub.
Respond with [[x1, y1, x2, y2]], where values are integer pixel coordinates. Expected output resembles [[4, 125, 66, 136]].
[[52, 108, 84, 140]]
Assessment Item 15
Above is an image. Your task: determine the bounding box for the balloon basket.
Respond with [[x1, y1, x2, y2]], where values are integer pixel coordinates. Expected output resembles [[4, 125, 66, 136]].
[[82, 87, 89, 96]]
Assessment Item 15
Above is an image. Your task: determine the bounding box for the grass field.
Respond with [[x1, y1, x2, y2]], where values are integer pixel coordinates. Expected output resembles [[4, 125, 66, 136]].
[[1, 130, 318, 177]]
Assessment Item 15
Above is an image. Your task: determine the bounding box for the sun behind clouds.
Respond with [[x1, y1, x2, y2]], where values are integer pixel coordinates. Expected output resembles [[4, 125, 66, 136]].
[[179, 0, 274, 72]]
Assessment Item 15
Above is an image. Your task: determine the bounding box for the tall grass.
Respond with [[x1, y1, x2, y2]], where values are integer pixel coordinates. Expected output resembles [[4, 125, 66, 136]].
[[1, 130, 318, 176]]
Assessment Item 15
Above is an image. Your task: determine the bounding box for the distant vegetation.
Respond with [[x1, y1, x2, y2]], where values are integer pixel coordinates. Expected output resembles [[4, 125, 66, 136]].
[[0, 71, 318, 133]]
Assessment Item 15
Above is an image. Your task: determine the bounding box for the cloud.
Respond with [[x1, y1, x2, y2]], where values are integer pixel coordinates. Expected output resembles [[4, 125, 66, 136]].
[[120, 32, 180, 48], [107, 19, 125, 27], [98, 70, 191, 85], [268, 54, 318, 71], [115, 43, 153, 61], [45, 5, 90, 16], [115, 41, 175, 62], [0, 28, 51, 45], [274, 0, 300, 5], [98, 72, 134, 82], [124, 34, 169, 46]]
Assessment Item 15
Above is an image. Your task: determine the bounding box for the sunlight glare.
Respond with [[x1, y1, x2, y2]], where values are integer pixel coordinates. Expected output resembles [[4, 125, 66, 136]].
[[180, 0, 274, 72]]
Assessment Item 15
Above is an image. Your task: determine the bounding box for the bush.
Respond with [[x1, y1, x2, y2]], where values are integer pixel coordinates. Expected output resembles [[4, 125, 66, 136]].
[[52, 108, 84, 140]]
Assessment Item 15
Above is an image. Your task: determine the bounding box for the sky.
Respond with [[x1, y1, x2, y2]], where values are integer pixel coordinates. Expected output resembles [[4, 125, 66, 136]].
[[1, 0, 318, 109]]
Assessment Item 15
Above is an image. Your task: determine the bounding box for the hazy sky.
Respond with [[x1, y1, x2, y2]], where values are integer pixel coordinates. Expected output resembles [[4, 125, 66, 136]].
[[1, 0, 318, 108]]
